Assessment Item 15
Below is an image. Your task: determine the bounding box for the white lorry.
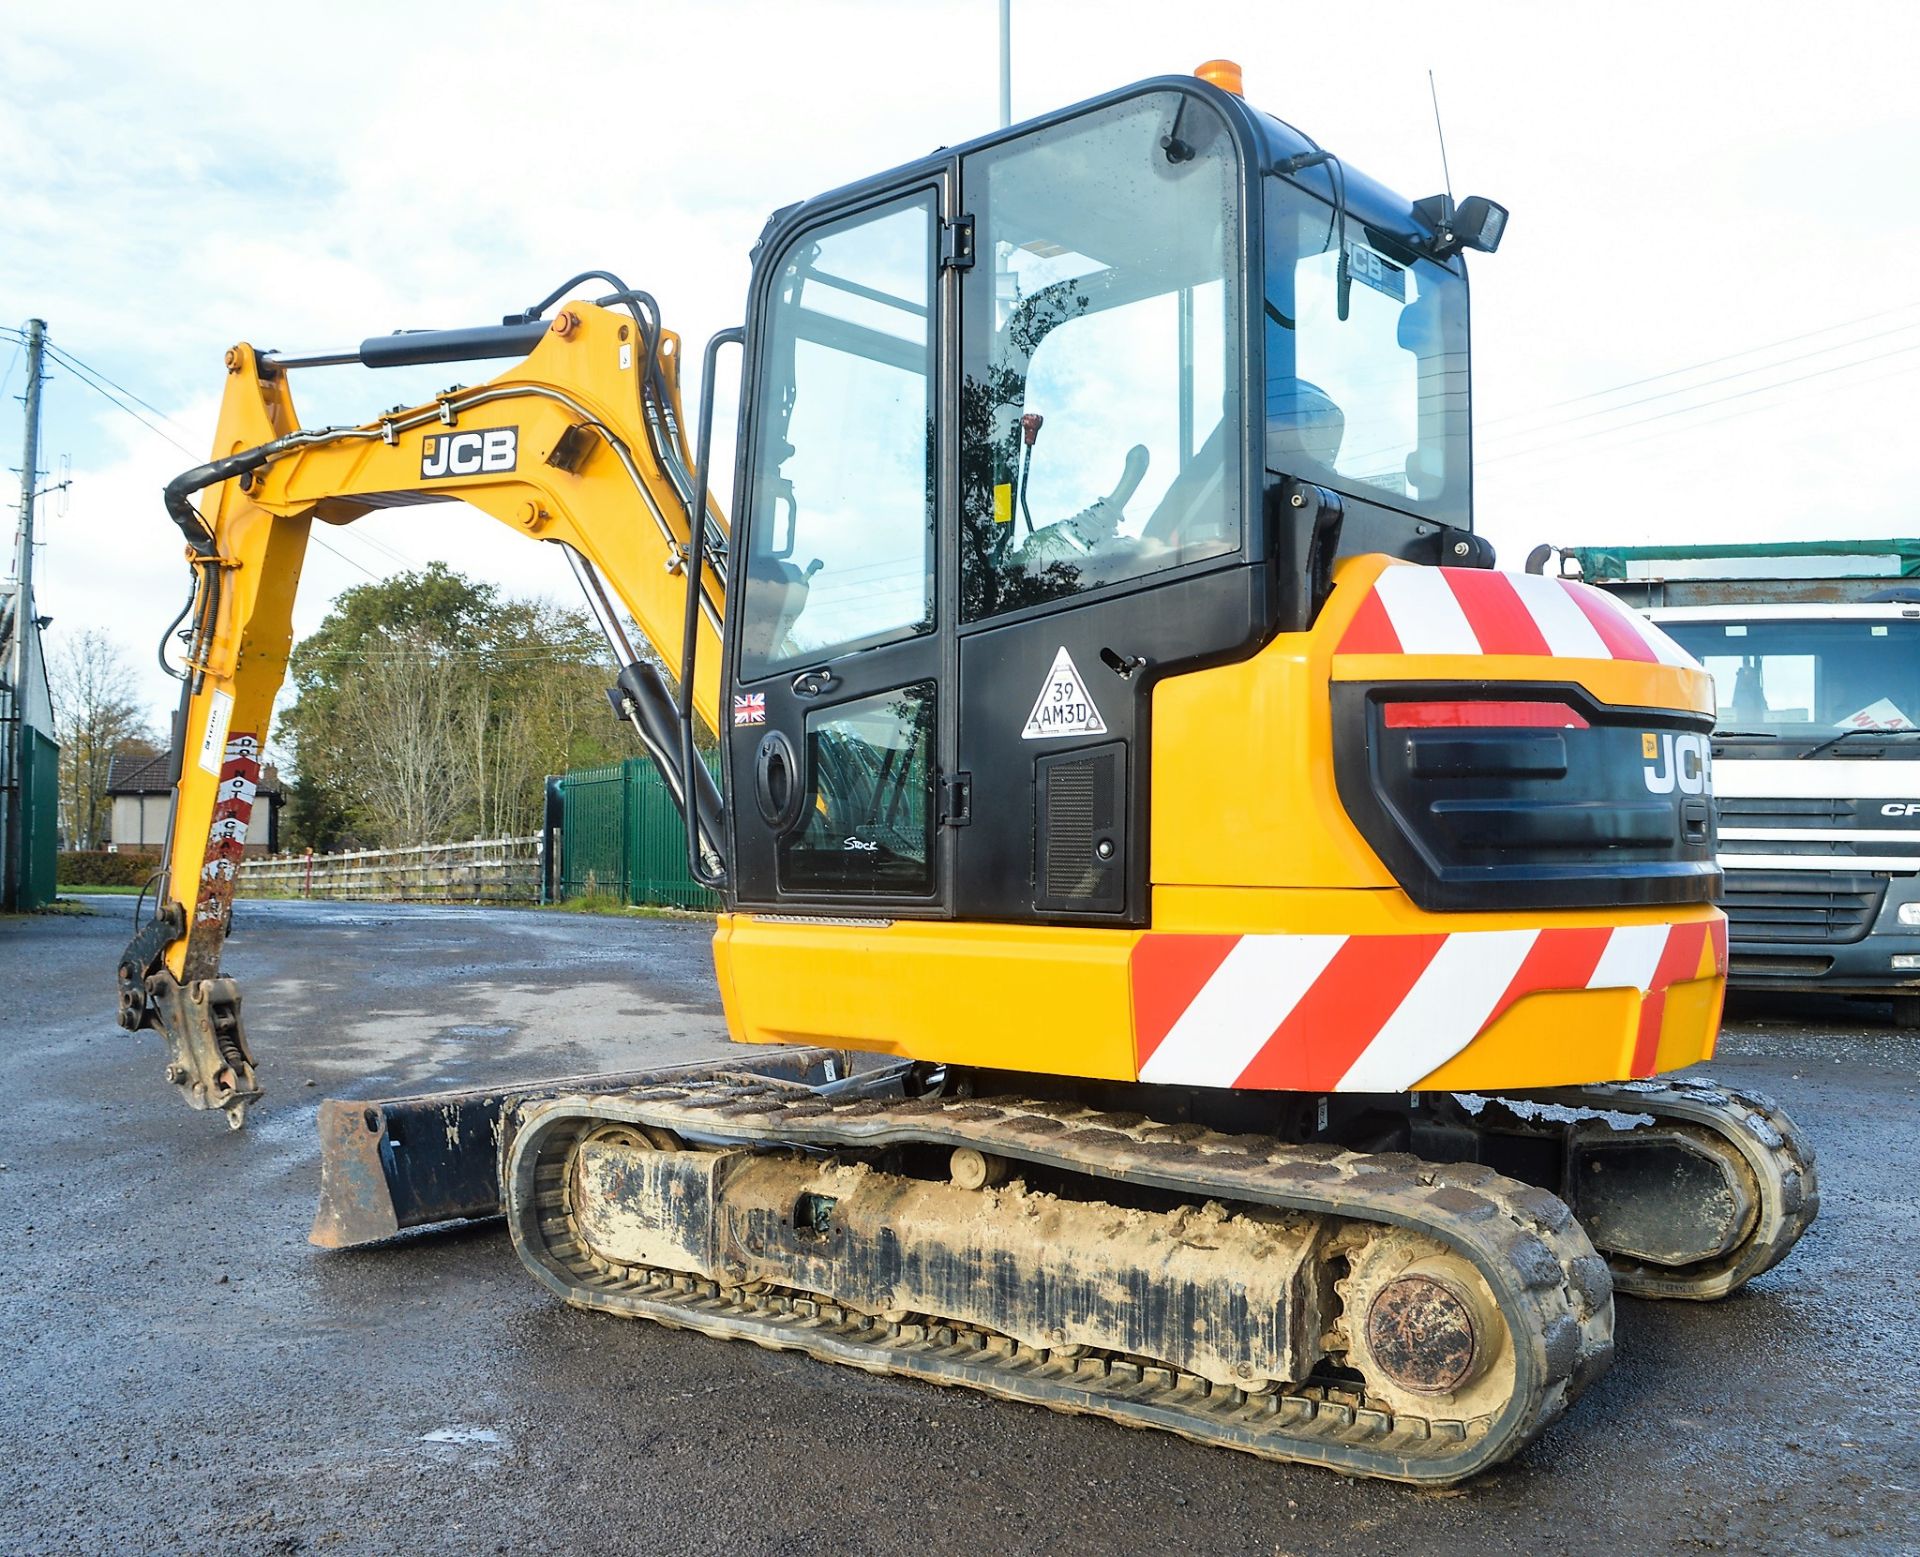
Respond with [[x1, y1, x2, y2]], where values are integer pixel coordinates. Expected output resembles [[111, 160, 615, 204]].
[[1549, 541, 1920, 1026]]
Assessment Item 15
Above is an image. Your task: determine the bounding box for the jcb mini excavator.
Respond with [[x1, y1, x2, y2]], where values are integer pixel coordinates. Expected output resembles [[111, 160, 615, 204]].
[[117, 65, 1814, 1483]]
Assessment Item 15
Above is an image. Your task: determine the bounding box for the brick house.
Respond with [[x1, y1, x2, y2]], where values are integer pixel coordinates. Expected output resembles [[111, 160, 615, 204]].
[[106, 750, 282, 855]]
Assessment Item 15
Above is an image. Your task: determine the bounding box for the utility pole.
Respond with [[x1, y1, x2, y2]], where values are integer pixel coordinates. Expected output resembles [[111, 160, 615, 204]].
[[998, 0, 1012, 128], [12, 319, 46, 635], [4, 317, 46, 909]]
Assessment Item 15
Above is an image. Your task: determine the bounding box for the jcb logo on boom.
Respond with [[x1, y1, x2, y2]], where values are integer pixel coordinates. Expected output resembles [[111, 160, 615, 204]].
[[421, 427, 518, 478], [1641, 730, 1711, 796]]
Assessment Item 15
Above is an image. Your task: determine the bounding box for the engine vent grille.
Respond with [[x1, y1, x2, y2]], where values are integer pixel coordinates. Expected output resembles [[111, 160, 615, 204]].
[[1034, 742, 1125, 914], [1045, 763, 1098, 898]]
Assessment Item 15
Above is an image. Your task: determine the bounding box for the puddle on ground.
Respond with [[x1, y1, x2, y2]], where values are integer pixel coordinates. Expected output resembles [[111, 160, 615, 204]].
[[421, 1426, 504, 1446]]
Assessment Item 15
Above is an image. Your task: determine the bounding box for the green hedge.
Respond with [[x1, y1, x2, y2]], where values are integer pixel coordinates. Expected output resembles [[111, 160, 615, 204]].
[[58, 851, 162, 887]]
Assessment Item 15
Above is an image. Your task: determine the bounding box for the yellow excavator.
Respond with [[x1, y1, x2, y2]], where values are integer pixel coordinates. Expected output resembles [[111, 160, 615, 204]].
[[116, 65, 1814, 1483]]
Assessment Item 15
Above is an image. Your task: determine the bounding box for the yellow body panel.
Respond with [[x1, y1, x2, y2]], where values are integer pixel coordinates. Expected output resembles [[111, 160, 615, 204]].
[[715, 913, 1141, 1081], [1151, 630, 1389, 891], [716, 893, 1725, 1090], [1652, 959, 1728, 1074], [1321, 552, 1714, 714], [1150, 555, 1713, 898]]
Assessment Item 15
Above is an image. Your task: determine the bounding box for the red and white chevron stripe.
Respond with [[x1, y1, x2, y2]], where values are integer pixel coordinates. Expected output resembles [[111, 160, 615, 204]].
[[1338, 564, 1696, 666], [194, 733, 261, 926], [1131, 917, 1726, 1093]]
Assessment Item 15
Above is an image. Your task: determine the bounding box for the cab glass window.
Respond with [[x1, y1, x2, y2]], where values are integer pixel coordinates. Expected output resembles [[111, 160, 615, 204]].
[[961, 91, 1242, 621], [778, 684, 936, 895], [740, 195, 936, 678], [1264, 180, 1470, 527]]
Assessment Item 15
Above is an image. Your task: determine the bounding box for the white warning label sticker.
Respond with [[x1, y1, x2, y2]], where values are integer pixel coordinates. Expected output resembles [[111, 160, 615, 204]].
[[197, 690, 235, 775], [1022, 646, 1107, 740]]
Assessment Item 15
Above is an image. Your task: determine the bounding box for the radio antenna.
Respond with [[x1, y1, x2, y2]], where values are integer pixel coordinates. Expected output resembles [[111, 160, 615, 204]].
[[1427, 69, 1455, 213]]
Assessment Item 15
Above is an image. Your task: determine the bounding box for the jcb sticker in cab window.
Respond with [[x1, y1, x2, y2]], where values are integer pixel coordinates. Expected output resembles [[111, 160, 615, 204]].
[[421, 427, 518, 478], [1642, 731, 1711, 795]]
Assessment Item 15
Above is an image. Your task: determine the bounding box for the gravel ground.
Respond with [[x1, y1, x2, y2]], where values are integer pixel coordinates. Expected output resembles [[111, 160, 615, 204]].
[[1, 897, 1915, 1557]]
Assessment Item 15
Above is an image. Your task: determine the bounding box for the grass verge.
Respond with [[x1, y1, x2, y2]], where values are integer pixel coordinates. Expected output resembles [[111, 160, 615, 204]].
[[541, 894, 715, 920]]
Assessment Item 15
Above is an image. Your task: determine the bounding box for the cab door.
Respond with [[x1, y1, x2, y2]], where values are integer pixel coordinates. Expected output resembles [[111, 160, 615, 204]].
[[948, 84, 1259, 928], [724, 181, 953, 915]]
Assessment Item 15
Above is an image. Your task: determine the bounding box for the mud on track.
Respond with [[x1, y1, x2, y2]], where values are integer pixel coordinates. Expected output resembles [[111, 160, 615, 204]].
[[2, 898, 1914, 1556]]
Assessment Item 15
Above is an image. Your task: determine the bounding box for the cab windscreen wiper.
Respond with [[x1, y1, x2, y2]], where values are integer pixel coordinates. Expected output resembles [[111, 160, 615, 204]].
[[1798, 727, 1920, 759]]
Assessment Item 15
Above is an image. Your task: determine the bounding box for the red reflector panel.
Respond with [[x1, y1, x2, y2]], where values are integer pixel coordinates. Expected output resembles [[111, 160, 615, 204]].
[[1383, 700, 1590, 729]]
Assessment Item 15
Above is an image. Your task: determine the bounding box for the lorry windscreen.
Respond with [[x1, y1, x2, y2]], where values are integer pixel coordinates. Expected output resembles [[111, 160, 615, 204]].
[[1661, 617, 1920, 737]]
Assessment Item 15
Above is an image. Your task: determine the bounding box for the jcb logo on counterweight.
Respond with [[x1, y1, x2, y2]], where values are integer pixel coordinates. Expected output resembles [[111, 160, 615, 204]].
[[421, 427, 518, 478], [1642, 730, 1711, 795]]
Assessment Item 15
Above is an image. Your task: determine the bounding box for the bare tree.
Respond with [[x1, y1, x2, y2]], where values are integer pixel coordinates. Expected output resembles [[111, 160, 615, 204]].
[[330, 636, 468, 847], [448, 655, 611, 840], [278, 568, 627, 850], [48, 629, 155, 850]]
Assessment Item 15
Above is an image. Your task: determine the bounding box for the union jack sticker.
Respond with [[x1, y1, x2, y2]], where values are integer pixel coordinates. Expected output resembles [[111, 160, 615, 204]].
[[733, 691, 767, 726]]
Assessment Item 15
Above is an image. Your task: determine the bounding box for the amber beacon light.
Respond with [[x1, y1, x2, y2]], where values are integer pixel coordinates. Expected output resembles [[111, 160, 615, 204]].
[[1194, 58, 1244, 94]]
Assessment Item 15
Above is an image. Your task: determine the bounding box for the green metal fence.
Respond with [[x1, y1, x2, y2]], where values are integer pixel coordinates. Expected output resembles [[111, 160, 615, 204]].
[[19, 729, 57, 908], [553, 755, 721, 911]]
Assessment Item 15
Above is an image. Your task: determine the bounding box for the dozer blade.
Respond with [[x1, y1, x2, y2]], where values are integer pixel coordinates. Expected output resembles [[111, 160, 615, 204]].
[[309, 1048, 853, 1248]]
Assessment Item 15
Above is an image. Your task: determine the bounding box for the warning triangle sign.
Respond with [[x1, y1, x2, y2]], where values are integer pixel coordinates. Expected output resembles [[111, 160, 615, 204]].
[[1022, 646, 1108, 740]]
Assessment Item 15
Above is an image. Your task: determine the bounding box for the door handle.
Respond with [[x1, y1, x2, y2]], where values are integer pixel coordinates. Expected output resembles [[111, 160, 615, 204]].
[[752, 729, 807, 833]]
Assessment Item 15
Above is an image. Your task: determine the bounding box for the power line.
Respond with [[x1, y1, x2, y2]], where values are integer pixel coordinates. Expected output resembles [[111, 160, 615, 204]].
[[43, 337, 394, 580], [1478, 319, 1920, 448], [50, 341, 426, 571], [329, 522, 419, 570], [43, 343, 201, 441], [1477, 298, 1920, 429], [0, 337, 23, 405], [1480, 338, 1920, 468], [1480, 359, 1920, 504], [51, 349, 201, 459], [293, 637, 607, 664], [303, 535, 388, 580]]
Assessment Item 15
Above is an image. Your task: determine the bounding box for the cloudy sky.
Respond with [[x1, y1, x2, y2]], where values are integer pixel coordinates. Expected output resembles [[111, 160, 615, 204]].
[[4, 0, 1917, 752]]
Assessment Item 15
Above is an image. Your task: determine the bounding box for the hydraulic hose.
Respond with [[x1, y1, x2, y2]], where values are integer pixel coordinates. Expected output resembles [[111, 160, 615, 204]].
[[681, 326, 744, 889], [163, 444, 282, 553]]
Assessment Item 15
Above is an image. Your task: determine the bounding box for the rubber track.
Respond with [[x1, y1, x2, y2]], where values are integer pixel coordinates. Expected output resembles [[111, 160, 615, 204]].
[[505, 1073, 1616, 1484], [1500, 1078, 1819, 1301]]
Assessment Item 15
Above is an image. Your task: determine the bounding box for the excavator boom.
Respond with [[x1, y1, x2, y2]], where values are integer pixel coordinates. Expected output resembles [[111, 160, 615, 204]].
[[118, 301, 728, 1122]]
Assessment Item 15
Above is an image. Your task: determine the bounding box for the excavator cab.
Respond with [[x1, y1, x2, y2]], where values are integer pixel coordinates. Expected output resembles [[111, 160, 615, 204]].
[[720, 78, 1477, 928]]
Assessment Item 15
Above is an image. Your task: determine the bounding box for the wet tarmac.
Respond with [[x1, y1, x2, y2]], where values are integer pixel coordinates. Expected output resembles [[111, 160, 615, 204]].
[[2, 897, 1915, 1556]]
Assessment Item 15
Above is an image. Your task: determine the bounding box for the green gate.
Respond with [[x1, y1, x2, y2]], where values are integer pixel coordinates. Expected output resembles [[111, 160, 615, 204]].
[[553, 756, 721, 911]]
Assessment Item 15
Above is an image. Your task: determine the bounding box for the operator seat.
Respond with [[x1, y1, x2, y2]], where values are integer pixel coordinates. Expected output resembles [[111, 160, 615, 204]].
[[1265, 378, 1345, 476], [740, 553, 818, 667]]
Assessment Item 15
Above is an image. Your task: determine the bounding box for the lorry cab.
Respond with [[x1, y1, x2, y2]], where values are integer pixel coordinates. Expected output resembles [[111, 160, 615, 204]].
[[1566, 542, 1920, 1023]]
